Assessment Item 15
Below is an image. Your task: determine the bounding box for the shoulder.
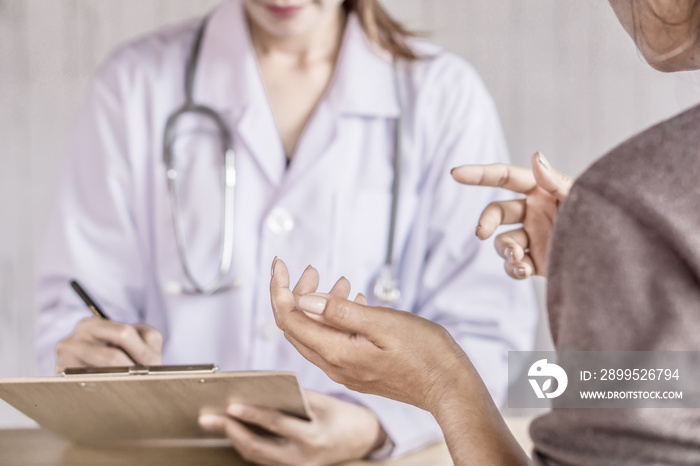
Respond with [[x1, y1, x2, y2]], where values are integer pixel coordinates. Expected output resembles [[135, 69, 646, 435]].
[[556, 105, 700, 282], [408, 38, 491, 99], [574, 104, 700, 221], [404, 39, 497, 126], [407, 39, 481, 82], [92, 17, 203, 94], [545, 107, 700, 351]]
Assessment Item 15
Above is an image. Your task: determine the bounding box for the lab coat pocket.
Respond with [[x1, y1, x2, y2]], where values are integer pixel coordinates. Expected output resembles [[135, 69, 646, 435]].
[[159, 284, 244, 368]]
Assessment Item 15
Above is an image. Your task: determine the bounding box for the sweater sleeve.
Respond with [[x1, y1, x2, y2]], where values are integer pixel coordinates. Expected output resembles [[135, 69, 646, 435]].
[[530, 180, 700, 465]]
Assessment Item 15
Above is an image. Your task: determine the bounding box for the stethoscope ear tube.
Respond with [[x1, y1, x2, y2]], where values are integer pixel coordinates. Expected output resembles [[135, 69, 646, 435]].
[[184, 16, 209, 107]]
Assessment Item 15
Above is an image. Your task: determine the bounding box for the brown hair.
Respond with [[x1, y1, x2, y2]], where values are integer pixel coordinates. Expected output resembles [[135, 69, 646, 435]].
[[343, 0, 419, 60]]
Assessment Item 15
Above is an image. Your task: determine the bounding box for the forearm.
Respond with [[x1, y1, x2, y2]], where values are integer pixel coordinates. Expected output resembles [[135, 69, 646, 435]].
[[430, 359, 530, 466]]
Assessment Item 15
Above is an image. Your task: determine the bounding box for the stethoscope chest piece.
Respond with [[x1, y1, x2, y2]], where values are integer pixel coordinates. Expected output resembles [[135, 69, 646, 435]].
[[372, 265, 401, 306]]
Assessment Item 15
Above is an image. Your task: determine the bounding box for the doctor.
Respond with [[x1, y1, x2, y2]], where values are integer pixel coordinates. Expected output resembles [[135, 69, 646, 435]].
[[36, 0, 537, 463]]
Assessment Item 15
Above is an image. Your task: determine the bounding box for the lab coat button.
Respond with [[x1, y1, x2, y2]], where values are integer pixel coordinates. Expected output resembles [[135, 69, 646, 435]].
[[260, 320, 283, 341], [266, 208, 295, 235], [164, 281, 183, 295]]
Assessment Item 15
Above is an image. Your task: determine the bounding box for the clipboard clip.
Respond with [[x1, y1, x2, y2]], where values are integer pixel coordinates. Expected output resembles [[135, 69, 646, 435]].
[[62, 364, 219, 377]]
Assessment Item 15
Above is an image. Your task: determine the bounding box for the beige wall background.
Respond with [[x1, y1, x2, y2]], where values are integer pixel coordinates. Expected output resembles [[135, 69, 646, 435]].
[[1, 0, 699, 427]]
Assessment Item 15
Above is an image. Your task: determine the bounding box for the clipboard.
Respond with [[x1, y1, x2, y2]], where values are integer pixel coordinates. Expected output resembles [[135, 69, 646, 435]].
[[0, 364, 311, 445]]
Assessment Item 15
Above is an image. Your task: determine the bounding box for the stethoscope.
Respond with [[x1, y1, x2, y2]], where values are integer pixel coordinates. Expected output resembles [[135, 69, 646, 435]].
[[162, 18, 403, 306]]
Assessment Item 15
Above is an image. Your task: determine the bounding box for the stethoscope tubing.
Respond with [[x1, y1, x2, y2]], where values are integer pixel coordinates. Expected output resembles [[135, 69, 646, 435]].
[[162, 18, 237, 295]]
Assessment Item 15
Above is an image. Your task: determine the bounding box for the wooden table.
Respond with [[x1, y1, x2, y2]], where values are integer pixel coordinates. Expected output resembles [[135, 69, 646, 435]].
[[0, 429, 454, 466]]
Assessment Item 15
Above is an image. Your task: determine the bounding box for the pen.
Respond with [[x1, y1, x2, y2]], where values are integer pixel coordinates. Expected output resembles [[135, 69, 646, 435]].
[[70, 280, 110, 320]]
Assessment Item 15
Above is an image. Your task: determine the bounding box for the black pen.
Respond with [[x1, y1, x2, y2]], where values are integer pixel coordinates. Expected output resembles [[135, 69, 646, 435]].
[[70, 280, 110, 320]]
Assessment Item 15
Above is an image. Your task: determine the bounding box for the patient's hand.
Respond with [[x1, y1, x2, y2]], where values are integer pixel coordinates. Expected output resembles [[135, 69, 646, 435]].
[[55, 318, 163, 373], [451, 152, 574, 279], [270, 258, 469, 413], [270, 259, 530, 466]]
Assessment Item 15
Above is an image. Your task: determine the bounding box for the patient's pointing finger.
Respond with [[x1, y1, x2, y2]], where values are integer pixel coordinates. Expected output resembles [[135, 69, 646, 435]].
[[452, 164, 536, 194]]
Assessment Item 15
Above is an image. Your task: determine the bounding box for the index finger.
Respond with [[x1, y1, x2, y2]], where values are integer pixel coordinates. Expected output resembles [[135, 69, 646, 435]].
[[82, 319, 160, 365], [451, 163, 536, 194]]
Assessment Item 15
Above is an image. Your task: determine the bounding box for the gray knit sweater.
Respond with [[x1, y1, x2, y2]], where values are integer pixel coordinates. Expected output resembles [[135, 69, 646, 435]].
[[530, 105, 700, 465]]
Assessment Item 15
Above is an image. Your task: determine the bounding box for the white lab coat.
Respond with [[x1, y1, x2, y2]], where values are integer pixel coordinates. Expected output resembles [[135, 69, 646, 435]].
[[36, 0, 537, 457]]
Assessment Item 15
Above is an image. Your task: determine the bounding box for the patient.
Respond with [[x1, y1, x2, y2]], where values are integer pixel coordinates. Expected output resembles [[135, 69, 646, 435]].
[[267, 0, 700, 464]]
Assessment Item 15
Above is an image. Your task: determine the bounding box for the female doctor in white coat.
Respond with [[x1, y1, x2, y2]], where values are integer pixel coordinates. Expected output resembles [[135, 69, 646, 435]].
[[35, 0, 537, 464]]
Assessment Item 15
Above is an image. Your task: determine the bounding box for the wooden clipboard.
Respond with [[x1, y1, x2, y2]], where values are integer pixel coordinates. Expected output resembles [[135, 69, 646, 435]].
[[0, 365, 310, 445]]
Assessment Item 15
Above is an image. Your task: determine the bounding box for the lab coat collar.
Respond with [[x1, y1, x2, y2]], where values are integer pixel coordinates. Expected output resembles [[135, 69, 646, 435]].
[[197, 0, 401, 119], [196, 0, 287, 184], [195, 0, 261, 113], [193, 0, 401, 185]]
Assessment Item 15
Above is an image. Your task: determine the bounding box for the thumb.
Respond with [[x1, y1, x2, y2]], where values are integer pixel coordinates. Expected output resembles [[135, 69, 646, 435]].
[[298, 294, 383, 339], [531, 152, 574, 201]]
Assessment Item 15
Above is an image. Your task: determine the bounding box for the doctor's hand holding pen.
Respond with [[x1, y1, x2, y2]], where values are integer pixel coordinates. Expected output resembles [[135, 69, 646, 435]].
[[55, 281, 163, 374], [452, 152, 574, 280]]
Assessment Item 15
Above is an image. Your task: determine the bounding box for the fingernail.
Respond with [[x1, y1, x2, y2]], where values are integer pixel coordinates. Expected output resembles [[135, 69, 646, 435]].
[[298, 295, 327, 315], [227, 404, 245, 417], [537, 152, 551, 171], [475, 225, 481, 237], [271, 256, 279, 277], [199, 414, 222, 430], [515, 266, 528, 278], [504, 247, 515, 262], [450, 167, 456, 175]]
